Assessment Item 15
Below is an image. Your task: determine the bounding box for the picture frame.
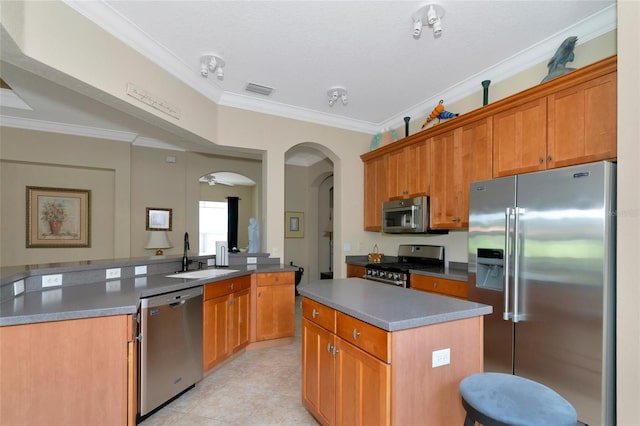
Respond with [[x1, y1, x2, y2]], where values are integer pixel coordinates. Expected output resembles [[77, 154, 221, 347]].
[[26, 186, 91, 248], [146, 207, 173, 231], [285, 211, 304, 238]]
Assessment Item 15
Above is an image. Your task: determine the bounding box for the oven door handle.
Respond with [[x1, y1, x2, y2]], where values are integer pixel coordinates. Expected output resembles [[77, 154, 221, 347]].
[[364, 276, 406, 287]]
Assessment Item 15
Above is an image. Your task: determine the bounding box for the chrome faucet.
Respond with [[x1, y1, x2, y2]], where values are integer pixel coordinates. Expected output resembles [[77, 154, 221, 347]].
[[182, 232, 190, 272]]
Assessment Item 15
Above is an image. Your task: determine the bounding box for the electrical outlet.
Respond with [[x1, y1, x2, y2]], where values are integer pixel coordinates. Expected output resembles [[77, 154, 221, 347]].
[[432, 348, 451, 368], [106, 268, 121, 280], [13, 280, 25, 296], [135, 265, 147, 276], [208, 258, 216, 267], [247, 257, 257, 264], [42, 274, 63, 288], [344, 243, 352, 252]]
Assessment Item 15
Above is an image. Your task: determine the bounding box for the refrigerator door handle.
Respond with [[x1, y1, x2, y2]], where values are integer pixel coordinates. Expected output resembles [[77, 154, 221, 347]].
[[513, 207, 524, 323], [503, 207, 513, 321]]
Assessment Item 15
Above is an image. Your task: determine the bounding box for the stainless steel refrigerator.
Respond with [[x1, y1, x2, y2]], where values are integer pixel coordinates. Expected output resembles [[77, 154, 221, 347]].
[[467, 161, 615, 426]]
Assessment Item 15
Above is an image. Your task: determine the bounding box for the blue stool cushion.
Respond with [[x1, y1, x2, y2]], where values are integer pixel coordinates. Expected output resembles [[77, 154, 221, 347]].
[[459, 373, 577, 426]]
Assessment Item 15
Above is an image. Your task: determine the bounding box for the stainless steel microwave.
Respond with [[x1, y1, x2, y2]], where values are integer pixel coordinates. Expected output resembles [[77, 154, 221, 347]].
[[382, 196, 446, 234]]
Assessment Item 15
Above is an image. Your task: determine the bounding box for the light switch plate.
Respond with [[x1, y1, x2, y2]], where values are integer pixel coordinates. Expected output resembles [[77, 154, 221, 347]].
[[207, 258, 216, 267], [135, 265, 147, 276], [106, 268, 121, 279], [432, 348, 451, 368], [13, 280, 25, 296], [42, 274, 63, 288]]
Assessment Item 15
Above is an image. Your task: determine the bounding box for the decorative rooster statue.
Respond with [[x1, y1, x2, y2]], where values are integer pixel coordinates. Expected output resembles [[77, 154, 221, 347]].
[[421, 100, 459, 128]]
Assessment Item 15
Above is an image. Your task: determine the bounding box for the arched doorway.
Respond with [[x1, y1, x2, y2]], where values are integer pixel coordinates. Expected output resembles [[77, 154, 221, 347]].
[[284, 143, 336, 284], [198, 171, 257, 254]]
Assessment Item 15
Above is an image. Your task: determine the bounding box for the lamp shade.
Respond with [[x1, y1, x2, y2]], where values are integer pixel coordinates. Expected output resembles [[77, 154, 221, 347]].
[[145, 231, 172, 255]]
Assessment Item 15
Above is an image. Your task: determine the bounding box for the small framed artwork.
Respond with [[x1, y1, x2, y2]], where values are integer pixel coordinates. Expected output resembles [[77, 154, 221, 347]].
[[146, 207, 173, 231], [285, 211, 304, 238], [26, 186, 91, 248]]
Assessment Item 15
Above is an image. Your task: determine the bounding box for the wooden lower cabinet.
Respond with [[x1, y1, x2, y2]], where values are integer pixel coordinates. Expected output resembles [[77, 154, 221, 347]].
[[335, 336, 390, 426], [203, 275, 251, 370], [301, 298, 482, 425], [0, 315, 136, 426], [255, 272, 295, 341], [302, 318, 336, 425], [346, 264, 365, 278], [411, 275, 468, 299]]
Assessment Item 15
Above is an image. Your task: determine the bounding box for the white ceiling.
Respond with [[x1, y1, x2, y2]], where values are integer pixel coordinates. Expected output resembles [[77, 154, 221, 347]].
[[1, 1, 616, 166]]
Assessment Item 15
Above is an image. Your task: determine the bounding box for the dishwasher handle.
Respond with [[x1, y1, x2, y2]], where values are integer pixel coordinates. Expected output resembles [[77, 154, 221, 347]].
[[140, 286, 203, 309]]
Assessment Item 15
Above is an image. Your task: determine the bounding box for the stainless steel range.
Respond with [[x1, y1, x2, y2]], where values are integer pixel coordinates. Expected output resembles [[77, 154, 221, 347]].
[[364, 244, 445, 288]]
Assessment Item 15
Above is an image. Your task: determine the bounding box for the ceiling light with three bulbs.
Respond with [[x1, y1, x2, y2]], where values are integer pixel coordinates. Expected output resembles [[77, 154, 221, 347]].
[[200, 54, 226, 80], [412, 4, 445, 39]]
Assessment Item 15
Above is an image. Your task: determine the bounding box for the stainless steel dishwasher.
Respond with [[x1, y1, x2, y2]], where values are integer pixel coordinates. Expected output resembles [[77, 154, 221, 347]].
[[139, 286, 203, 418]]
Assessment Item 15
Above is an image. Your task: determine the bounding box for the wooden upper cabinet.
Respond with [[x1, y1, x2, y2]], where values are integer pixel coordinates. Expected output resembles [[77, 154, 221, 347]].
[[387, 140, 429, 199], [363, 155, 387, 231], [547, 71, 617, 168], [430, 118, 492, 229], [493, 97, 547, 177], [429, 130, 458, 229], [459, 117, 493, 227]]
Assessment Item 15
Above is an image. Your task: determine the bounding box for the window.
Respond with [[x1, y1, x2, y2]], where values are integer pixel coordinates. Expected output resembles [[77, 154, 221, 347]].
[[199, 201, 227, 254]]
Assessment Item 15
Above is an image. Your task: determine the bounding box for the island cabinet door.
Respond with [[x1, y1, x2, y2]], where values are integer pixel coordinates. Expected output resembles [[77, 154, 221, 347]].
[[229, 288, 250, 353], [335, 337, 391, 426], [302, 318, 336, 425]]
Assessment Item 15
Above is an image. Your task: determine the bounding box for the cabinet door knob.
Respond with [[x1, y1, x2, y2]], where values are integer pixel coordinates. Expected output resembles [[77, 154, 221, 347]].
[[332, 347, 339, 357], [353, 329, 360, 340], [539, 157, 544, 164], [433, 282, 438, 288], [312, 309, 318, 318], [230, 283, 234, 289], [547, 155, 553, 162], [229, 299, 234, 306], [327, 343, 333, 353]]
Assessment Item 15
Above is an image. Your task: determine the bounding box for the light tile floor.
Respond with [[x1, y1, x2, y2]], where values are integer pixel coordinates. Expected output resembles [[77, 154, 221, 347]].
[[140, 296, 318, 425]]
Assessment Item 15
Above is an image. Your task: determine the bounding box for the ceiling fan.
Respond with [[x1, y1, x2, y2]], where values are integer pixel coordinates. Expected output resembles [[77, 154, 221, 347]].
[[199, 173, 235, 187]]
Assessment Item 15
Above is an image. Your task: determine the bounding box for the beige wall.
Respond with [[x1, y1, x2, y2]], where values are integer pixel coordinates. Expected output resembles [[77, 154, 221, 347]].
[[616, 1, 640, 423], [0, 127, 130, 266]]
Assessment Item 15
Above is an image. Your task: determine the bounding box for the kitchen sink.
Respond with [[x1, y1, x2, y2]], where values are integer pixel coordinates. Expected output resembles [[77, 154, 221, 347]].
[[166, 269, 239, 279]]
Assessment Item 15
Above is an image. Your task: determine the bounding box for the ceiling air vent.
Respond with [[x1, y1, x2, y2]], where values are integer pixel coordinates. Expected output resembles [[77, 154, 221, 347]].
[[245, 82, 274, 96]]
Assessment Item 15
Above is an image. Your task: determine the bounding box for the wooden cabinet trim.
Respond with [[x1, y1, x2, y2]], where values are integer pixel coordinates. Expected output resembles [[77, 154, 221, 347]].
[[361, 55, 616, 163]]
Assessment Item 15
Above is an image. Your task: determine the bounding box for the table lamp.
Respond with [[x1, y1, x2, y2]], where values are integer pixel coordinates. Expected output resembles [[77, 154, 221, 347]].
[[145, 231, 172, 255]]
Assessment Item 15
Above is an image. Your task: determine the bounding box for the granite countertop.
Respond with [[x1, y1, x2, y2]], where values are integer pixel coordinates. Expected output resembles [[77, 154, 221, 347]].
[[0, 264, 295, 327], [297, 278, 491, 332]]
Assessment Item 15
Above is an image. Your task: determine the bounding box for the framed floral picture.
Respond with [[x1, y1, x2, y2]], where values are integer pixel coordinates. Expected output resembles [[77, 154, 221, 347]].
[[26, 186, 91, 248], [146, 207, 173, 231], [285, 211, 304, 238]]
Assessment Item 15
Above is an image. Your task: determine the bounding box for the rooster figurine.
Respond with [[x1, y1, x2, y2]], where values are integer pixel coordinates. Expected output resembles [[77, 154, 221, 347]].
[[421, 100, 459, 128]]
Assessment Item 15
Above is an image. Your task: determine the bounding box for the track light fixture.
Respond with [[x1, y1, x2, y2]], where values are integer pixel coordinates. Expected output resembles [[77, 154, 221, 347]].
[[200, 53, 226, 80], [327, 87, 348, 107], [412, 3, 445, 39]]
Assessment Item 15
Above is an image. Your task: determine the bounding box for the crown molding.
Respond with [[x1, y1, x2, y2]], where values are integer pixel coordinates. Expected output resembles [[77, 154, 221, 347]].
[[380, 4, 617, 131], [132, 136, 186, 151], [0, 114, 138, 142], [55, 2, 619, 136]]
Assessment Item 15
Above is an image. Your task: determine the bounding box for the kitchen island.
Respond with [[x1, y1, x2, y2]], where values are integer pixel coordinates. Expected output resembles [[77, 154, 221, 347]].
[[298, 278, 491, 425]]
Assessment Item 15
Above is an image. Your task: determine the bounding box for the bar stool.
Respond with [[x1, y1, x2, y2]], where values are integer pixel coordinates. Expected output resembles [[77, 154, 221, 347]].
[[459, 372, 577, 426]]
